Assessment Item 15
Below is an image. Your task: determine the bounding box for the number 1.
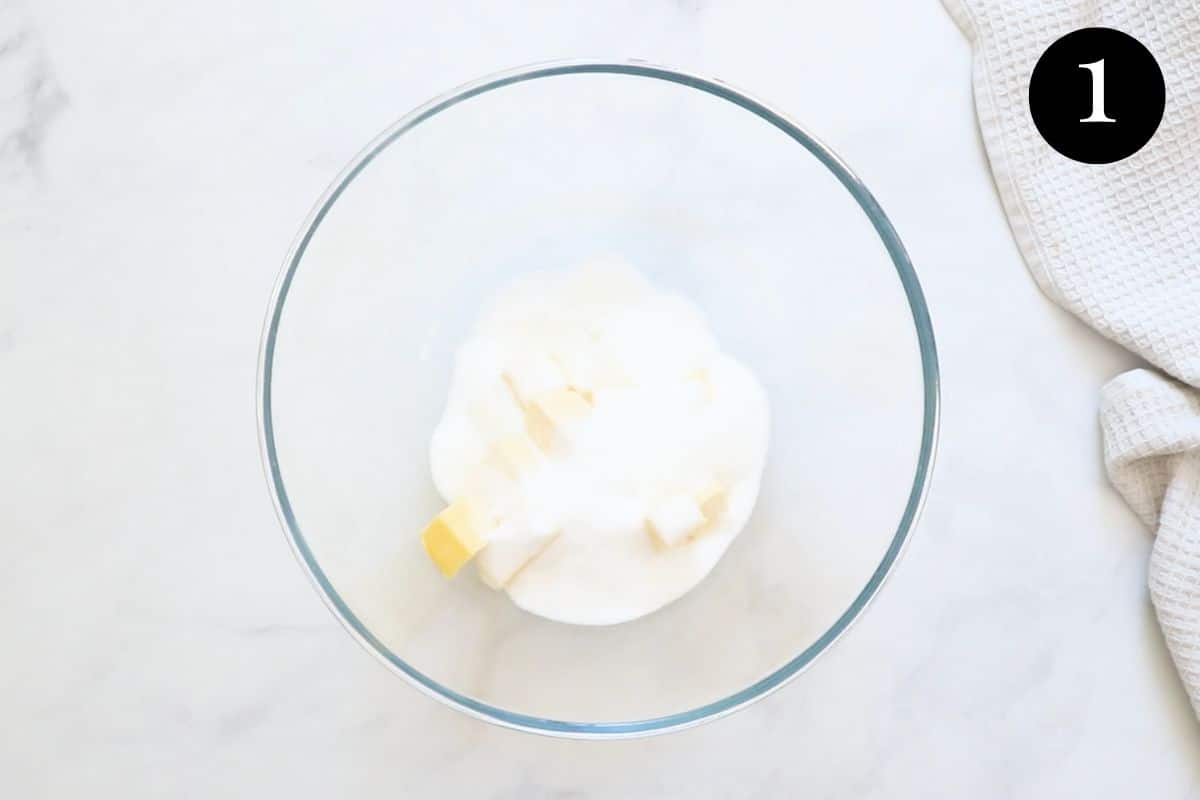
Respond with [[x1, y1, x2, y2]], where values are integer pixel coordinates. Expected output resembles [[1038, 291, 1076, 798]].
[[1079, 59, 1116, 123]]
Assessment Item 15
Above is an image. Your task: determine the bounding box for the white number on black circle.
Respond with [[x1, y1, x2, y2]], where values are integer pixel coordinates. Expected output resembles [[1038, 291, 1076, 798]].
[[1079, 59, 1116, 123]]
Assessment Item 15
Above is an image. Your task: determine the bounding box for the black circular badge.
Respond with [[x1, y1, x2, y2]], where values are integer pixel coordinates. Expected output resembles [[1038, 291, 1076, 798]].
[[1029, 27, 1165, 164]]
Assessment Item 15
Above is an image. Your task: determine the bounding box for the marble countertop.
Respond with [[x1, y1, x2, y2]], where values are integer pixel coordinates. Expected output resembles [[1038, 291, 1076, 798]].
[[3, 1, 1198, 796]]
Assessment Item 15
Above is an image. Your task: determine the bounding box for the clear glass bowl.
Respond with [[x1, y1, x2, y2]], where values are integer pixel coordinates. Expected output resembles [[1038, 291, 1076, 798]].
[[257, 61, 939, 738]]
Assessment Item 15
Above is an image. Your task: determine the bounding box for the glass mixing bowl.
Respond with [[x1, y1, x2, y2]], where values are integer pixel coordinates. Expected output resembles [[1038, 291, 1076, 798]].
[[258, 61, 939, 738]]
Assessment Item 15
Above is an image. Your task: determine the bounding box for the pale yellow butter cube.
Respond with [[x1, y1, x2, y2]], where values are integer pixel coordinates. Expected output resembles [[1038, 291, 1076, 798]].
[[486, 432, 542, 482], [646, 496, 705, 548], [695, 480, 726, 520], [476, 532, 560, 589], [646, 481, 727, 548], [525, 387, 592, 453], [502, 354, 566, 406], [553, 345, 631, 397], [420, 500, 488, 577], [467, 385, 525, 440]]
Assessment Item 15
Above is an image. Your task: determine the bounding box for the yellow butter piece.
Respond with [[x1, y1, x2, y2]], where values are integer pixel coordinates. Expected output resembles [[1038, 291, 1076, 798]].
[[476, 532, 560, 589], [646, 481, 727, 548], [420, 500, 487, 577], [695, 480, 726, 520], [467, 385, 525, 440], [553, 345, 631, 397], [502, 355, 566, 407], [646, 496, 705, 548], [487, 432, 542, 481], [525, 387, 591, 453]]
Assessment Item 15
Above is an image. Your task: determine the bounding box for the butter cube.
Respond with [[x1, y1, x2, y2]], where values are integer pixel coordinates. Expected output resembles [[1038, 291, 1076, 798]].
[[646, 481, 727, 548], [553, 345, 630, 396], [476, 532, 560, 589], [467, 385, 525, 440], [460, 464, 519, 523], [502, 355, 566, 406], [695, 480, 726, 520], [646, 496, 706, 548], [486, 432, 542, 482], [420, 500, 487, 577], [526, 388, 591, 453]]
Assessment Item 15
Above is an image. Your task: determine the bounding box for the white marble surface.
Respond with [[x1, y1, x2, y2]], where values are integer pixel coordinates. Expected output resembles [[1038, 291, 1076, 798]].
[[2, 0, 1198, 796]]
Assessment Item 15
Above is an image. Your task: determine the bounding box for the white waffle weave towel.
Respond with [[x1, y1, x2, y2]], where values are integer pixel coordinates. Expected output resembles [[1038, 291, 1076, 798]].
[[943, 0, 1200, 717]]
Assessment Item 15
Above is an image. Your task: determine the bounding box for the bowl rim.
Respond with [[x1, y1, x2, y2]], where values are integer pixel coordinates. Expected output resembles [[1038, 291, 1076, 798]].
[[256, 58, 941, 739]]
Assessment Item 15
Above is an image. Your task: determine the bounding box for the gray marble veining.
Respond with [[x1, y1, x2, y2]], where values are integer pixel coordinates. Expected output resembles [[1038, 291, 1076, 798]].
[[0, 7, 66, 180]]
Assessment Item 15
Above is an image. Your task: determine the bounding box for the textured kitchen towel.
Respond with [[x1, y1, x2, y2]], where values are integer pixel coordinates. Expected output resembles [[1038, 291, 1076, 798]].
[[942, 0, 1200, 716]]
